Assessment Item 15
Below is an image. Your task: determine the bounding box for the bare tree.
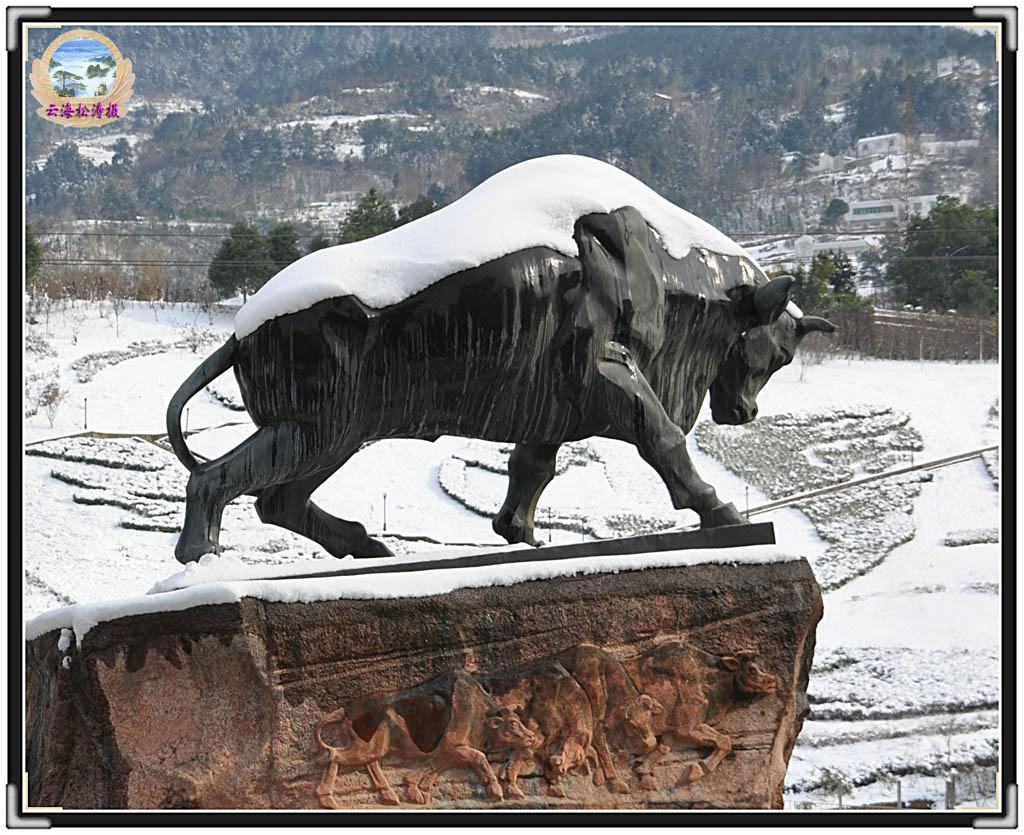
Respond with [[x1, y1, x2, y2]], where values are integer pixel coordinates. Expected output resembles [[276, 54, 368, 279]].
[[68, 310, 87, 345], [816, 766, 854, 809], [39, 380, 67, 428], [108, 281, 129, 338], [797, 330, 833, 382]]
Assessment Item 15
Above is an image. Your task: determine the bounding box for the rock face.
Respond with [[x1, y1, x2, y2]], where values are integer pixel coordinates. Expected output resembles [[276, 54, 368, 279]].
[[26, 558, 822, 810]]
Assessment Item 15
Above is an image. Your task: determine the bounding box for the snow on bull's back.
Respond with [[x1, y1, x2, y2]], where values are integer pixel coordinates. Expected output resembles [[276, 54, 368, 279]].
[[234, 154, 756, 338]]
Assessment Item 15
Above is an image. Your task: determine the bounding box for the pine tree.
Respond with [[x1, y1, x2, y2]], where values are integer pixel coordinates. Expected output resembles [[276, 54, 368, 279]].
[[337, 189, 397, 244], [308, 235, 332, 254], [25, 225, 42, 285], [267, 222, 301, 269], [208, 220, 273, 300], [396, 196, 439, 226]]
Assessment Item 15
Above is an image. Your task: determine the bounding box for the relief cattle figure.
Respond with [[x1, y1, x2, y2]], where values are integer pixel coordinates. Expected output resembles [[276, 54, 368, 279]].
[[556, 644, 664, 793], [314, 669, 538, 807], [622, 642, 778, 790], [166, 155, 835, 563], [480, 659, 599, 798]]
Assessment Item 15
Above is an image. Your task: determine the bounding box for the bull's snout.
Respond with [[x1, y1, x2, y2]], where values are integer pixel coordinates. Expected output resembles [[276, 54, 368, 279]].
[[711, 400, 757, 425]]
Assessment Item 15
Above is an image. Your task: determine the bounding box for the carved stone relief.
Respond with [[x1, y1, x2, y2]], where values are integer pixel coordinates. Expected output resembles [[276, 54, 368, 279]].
[[313, 640, 777, 807]]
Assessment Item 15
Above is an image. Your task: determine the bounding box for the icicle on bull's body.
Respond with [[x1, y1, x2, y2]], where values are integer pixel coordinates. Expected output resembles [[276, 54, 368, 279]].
[[166, 157, 834, 563]]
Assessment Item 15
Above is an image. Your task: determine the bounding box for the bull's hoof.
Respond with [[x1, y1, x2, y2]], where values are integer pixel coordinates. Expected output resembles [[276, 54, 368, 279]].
[[547, 783, 567, 798], [404, 783, 425, 805], [316, 789, 339, 810], [639, 773, 659, 792], [174, 537, 217, 565], [607, 776, 629, 794], [352, 537, 394, 558], [506, 782, 525, 800], [487, 780, 504, 801], [680, 761, 709, 785], [492, 512, 542, 547], [700, 501, 747, 529], [379, 787, 401, 806]]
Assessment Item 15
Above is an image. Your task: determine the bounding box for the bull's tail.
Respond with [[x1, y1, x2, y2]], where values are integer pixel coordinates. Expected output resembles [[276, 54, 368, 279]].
[[166, 336, 238, 472], [314, 706, 354, 763]]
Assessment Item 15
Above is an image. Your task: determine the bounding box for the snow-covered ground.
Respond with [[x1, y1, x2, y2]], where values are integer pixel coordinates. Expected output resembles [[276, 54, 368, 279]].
[[20, 299, 1002, 811]]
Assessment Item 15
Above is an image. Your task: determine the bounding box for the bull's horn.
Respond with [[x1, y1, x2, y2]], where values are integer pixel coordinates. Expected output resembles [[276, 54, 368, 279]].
[[754, 276, 795, 324], [797, 315, 837, 335]]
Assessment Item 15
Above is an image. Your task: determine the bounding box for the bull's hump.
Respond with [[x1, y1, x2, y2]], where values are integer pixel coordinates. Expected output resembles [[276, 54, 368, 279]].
[[234, 155, 763, 339]]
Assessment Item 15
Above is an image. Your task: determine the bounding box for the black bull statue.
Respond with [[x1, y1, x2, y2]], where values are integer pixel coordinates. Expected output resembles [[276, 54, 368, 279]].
[[167, 206, 834, 563]]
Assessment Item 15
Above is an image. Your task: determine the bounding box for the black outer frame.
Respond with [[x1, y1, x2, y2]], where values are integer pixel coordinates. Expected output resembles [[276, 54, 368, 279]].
[[7, 5, 1015, 828]]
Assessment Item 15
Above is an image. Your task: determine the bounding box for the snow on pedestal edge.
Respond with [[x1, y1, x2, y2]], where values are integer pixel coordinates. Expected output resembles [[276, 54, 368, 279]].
[[25, 545, 804, 647]]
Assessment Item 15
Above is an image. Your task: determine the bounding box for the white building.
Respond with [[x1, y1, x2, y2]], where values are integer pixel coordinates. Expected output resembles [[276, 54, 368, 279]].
[[856, 132, 907, 158], [921, 139, 980, 157], [907, 194, 962, 217], [937, 56, 955, 77], [794, 235, 874, 258], [793, 235, 815, 258], [813, 238, 874, 256], [807, 152, 845, 174], [845, 198, 904, 227]]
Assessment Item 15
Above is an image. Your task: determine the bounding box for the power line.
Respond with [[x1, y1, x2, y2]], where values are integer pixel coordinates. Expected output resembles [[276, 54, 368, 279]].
[[37, 253, 1000, 269], [34, 230, 339, 239], [759, 254, 998, 264], [31, 226, 999, 239]]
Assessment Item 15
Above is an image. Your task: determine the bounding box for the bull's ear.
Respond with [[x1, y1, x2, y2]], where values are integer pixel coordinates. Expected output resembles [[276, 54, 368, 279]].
[[796, 315, 837, 336], [733, 276, 794, 330], [721, 655, 740, 671], [640, 694, 664, 715], [754, 276, 795, 326]]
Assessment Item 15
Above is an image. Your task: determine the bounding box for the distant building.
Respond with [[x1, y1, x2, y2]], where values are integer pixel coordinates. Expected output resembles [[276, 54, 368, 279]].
[[807, 152, 844, 174], [856, 132, 907, 158], [937, 56, 955, 77], [844, 198, 904, 228], [812, 238, 874, 256], [907, 194, 962, 217], [921, 139, 980, 157], [793, 235, 815, 258], [794, 235, 875, 258]]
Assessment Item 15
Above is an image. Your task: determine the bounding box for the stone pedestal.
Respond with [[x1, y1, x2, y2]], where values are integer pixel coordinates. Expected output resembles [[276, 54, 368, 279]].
[[26, 557, 822, 810]]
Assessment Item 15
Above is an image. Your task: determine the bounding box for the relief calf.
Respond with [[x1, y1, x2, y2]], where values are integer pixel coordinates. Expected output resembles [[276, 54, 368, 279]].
[[557, 644, 664, 793], [622, 642, 777, 790], [480, 659, 598, 799]]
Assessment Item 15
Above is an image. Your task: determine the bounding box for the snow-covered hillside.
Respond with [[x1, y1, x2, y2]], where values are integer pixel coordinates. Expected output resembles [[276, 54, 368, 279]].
[[20, 298, 1002, 810]]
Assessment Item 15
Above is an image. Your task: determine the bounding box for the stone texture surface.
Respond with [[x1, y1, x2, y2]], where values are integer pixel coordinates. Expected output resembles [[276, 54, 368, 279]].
[[26, 558, 822, 810]]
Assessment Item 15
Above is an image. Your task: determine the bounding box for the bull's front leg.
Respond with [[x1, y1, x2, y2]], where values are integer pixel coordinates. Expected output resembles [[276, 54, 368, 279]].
[[590, 722, 629, 793], [678, 723, 732, 785], [594, 342, 746, 528], [635, 733, 673, 791], [504, 744, 538, 799], [439, 742, 504, 801], [493, 443, 561, 546]]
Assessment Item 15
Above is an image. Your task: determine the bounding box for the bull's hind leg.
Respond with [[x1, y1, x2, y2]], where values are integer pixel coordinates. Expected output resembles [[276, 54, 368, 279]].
[[254, 465, 392, 559], [175, 420, 357, 563], [493, 443, 560, 546], [594, 342, 745, 528]]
